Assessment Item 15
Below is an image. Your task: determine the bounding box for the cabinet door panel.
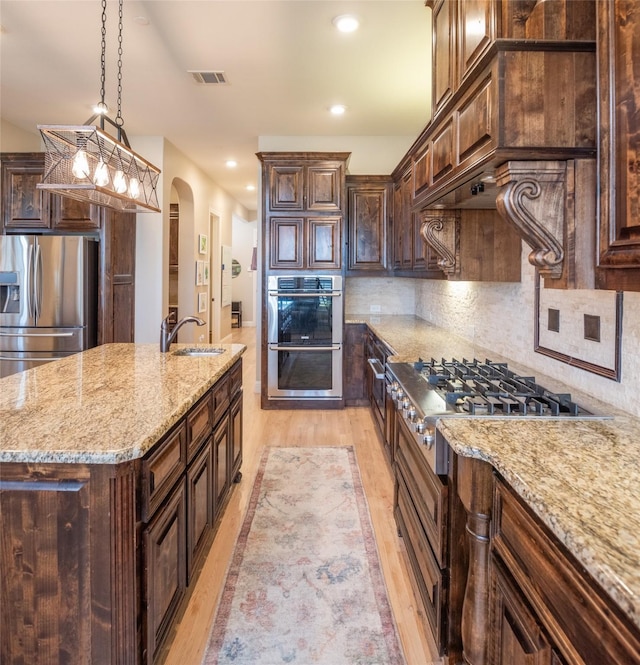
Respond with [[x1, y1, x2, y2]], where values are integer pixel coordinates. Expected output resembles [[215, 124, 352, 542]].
[[187, 440, 212, 580], [432, 119, 455, 184], [307, 166, 341, 211], [597, 0, 640, 287], [144, 480, 187, 662], [51, 195, 101, 230], [491, 558, 558, 665], [308, 217, 341, 269], [269, 165, 304, 210], [412, 145, 431, 201], [347, 185, 387, 271], [1, 161, 50, 230], [432, 0, 456, 115], [458, 0, 494, 81], [270, 218, 304, 268], [457, 74, 494, 163], [213, 414, 230, 517], [229, 394, 243, 483]]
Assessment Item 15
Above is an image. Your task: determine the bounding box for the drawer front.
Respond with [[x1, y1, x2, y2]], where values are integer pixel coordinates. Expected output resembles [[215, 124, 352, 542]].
[[493, 479, 640, 664], [142, 422, 186, 521], [212, 374, 230, 426], [395, 474, 444, 651], [187, 393, 213, 461], [395, 416, 448, 566]]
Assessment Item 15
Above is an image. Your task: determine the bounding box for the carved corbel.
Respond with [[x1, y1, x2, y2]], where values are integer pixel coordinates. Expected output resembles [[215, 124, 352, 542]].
[[495, 161, 567, 279], [420, 209, 461, 277]]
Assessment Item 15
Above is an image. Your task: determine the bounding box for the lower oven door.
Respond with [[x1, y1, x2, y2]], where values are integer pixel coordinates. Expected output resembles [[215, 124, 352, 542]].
[[267, 343, 342, 399]]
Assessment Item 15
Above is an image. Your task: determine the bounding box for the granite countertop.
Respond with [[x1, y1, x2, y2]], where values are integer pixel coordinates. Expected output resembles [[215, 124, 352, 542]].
[[347, 315, 640, 632], [0, 343, 246, 465]]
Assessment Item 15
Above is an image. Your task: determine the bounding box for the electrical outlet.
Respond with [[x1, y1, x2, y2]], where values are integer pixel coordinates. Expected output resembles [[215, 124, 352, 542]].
[[199, 334, 205, 342], [370, 304, 381, 313]]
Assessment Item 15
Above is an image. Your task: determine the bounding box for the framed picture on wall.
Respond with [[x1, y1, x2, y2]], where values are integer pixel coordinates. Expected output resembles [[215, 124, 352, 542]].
[[203, 263, 210, 285], [198, 234, 208, 255], [195, 260, 204, 286], [198, 291, 207, 313]]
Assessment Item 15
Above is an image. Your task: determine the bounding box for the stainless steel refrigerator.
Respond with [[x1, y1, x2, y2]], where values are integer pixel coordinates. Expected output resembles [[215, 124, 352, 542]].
[[0, 235, 98, 378]]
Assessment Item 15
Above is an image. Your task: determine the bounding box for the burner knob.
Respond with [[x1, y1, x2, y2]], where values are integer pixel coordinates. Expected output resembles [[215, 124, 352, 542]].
[[406, 405, 417, 419], [415, 420, 426, 434], [387, 380, 399, 395], [395, 389, 405, 404], [401, 398, 412, 413], [422, 432, 435, 449]]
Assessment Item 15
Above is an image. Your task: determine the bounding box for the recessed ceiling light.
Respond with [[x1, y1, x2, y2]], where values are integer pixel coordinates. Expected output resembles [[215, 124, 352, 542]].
[[134, 16, 149, 26], [226, 160, 237, 168], [329, 104, 347, 116], [333, 15, 359, 33], [246, 185, 256, 191]]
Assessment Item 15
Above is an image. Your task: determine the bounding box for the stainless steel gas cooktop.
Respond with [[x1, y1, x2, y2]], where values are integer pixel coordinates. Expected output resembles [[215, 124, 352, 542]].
[[386, 357, 610, 475]]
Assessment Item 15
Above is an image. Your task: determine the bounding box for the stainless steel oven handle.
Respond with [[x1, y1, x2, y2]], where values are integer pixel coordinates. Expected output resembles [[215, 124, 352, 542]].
[[267, 291, 342, 297], [268, 343, 341, 351], [367, 358, 386, 379]]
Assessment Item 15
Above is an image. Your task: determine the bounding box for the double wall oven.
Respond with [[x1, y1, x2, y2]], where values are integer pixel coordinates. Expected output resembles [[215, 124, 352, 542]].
[[267, 275, 342, 400]]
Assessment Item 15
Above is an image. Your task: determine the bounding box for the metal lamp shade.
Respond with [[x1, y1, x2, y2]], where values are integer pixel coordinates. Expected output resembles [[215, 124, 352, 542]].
[[37, 124, 161, 213]]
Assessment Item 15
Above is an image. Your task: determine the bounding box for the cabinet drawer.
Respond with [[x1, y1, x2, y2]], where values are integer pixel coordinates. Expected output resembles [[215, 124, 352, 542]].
[[142, 422, 186, 521], [395, 473, 444, 649], [187, 393, 213, 461], [492, 478, 640, 664], [395, 416, 448, 566], [212, 374, 230, 426]]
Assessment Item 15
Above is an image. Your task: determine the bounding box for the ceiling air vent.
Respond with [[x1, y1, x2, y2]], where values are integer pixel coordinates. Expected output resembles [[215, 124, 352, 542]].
[[189, 70, 228, 85]]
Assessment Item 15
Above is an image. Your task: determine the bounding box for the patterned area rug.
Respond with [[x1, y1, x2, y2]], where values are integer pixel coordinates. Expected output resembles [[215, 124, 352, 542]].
[[202, 446, 406, 665]]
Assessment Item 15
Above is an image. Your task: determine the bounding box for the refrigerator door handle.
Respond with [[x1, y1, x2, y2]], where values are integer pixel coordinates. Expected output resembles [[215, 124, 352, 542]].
[[0, 331, 75, 338], [27, 242, 35, 319], [35, 242, 43, 319]]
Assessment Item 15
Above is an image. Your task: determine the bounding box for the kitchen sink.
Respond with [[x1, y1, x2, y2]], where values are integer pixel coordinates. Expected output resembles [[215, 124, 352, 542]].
[[172, 347, 225, 357]]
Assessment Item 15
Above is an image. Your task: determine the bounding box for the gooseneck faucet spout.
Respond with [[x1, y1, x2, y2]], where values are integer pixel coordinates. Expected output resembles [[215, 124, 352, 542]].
[[160, 314, 206, 352]]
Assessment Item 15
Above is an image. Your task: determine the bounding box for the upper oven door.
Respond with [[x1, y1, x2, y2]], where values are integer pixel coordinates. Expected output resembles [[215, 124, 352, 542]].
[[267, 275, 342, 346]]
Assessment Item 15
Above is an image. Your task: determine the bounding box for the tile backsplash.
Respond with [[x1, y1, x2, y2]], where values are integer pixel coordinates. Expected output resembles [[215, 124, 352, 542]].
[[346, 255, 640, 418]]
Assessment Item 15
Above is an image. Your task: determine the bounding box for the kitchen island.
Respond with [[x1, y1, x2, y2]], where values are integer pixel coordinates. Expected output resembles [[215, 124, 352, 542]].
[[348, 315, 640, 663], [0, 342, 245, 665]]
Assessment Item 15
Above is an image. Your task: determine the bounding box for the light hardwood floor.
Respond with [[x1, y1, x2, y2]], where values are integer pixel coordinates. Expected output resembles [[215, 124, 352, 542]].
[[163, 326, 442, 665]]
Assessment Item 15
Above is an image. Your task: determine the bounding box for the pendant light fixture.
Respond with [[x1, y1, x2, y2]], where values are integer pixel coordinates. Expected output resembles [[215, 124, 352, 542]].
[[37, 0, 161, 213]]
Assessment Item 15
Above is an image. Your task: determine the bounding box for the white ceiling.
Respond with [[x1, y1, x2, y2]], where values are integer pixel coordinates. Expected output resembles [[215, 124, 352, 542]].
[[0, 0, 432, 212]]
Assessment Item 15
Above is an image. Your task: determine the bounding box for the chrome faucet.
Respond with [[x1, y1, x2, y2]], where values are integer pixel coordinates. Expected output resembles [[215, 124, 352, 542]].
[[160, 314, 206, 352]]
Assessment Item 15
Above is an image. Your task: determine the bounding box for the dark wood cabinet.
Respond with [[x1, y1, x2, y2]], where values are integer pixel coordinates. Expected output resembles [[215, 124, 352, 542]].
[[345, 175, 390, 273], [1, 152, 100, 233], [0, 360, 243, 665], [213, 413, 230, 513], [1, 152, 136, 342], [409, 1, 597, 285], [490, 475, 640, 665], [596, 0, 640, 291], [343, 323, 368, 406], [144, 479, 187, 663], [365, 330, 392, 448], [186, 440, 213, 580], [99, 208, 136, 344], [394, 416, 449, 654], [258, 152, 348, 272]]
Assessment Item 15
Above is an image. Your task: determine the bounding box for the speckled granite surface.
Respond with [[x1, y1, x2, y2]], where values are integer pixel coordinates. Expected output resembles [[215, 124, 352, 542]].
[[347, 315, 640, 632], [0, 343, 245, 465]]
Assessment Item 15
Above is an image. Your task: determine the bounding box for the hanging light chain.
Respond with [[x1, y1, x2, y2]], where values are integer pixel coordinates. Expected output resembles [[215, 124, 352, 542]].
[[98, 0, 107, 111], [115, 0, 124, 128]]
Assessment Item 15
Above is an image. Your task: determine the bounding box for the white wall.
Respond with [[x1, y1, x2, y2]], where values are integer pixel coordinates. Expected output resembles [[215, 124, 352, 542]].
[[258, 135, 416, 175], [231, 215, 258, 327], [134, 137, 253, 344], [0, 119, 41, 151]]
